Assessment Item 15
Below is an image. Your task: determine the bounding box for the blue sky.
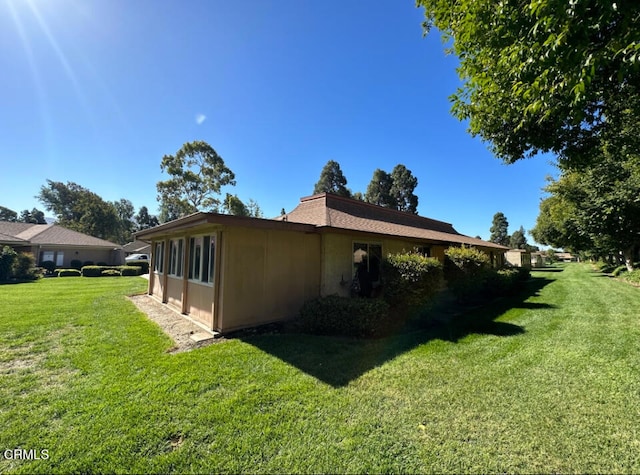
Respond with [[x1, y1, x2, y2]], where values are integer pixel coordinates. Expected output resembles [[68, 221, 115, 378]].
[[0, 0, 556, 242]]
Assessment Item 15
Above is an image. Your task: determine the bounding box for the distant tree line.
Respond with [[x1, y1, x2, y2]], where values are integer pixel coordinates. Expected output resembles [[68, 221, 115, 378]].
[[489, 212, 538, 252]]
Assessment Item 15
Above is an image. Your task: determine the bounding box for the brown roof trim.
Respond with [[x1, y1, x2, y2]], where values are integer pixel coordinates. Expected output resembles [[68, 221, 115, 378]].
[[134, 212, 317, 240]]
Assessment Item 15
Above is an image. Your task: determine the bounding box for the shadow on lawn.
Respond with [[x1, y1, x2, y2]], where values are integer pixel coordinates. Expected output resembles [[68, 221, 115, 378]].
[[241, 276, 555, 387]]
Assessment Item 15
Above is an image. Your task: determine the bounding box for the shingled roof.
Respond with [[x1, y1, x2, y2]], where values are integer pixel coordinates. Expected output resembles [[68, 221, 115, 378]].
[[280, 193, 508, 250], [0, 222, 120, 248]]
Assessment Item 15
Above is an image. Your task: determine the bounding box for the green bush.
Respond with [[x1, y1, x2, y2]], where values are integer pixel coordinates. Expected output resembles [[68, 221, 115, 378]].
[[298, 295, 391, 338], [97, 262, 108, 266], [81, 266, 103, 277], [120, 266, 142, 276], [444, 246, 491, 303], [101, 269, 121, 277], [126, 260, 149, 274], [58, 269, 81, 277], [83, 261, 94, 267], [0, 246, 17, 281], [11, 252, 39, 281], [382, 251, 444, 312], [41, 260, 56, 274], [70, 259, 83, 270]]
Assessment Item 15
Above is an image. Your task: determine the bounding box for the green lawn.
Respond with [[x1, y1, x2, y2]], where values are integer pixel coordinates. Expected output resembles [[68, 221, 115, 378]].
[[1, 265, 640, 473]]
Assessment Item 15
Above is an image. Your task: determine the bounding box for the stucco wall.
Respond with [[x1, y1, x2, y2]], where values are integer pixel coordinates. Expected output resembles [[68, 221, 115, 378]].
[[218, 227, 321, 332], [320, 233, 448, 297]]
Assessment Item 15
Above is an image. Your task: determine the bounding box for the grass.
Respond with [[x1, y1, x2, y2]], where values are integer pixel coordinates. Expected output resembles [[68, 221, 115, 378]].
[[1, 265, 640, 473]]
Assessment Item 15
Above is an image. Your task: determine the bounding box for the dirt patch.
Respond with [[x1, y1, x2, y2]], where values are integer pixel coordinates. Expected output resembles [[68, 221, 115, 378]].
[[128, 295, 224, 353]]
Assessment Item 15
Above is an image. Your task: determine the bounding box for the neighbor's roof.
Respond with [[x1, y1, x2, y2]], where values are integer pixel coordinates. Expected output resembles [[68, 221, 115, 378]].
[[0, 222, 121, 248], [123, 240, 152, 253], [280, 193, 509, 250]]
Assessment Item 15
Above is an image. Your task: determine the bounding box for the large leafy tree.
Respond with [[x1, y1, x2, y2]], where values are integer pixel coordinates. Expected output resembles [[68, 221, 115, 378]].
[[489, 212, 510, 246], [37, 180, 121, 242], [533, 150, 640, 270], [390, 164, 419, 214], [313, 160, 351, 197], [157, 140, 236, 221], [113, 199, 136, 244], [418, 0, 640, 166], [135, 206, 159, 231]]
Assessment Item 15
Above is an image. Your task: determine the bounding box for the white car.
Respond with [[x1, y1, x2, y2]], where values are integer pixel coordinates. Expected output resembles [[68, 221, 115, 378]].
[[125, 253, 150, 262]]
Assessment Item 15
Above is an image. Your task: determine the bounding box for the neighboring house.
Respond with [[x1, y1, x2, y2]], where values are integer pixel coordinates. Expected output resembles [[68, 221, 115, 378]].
[[505, 249, 532, 268], [0, 222, 124, 267], [530, 252, 546, 268], [135, 193, 509, 334], [555, 252, 578, 262], [123, 240, 152, 256]]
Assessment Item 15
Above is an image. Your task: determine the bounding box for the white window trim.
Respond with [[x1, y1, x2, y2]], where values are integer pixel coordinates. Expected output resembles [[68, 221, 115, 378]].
[[188, 233, 216, 287]]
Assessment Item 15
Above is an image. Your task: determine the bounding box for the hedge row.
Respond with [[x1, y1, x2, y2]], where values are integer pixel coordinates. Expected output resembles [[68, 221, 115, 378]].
[[298, 295, 391, 338], [52, 265, 143, 277]]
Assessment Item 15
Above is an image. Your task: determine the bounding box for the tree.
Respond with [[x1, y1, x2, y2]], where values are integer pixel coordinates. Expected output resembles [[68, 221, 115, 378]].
[[157, 140, 236, 220], [37, 180, 121, 242], [313, 160, 351, 197], [361, 165, 420, 213], [418, 0, 640, 167], [222, 193, 249, 216], [509, 226, 528, 250], [533, 149, 640, 270], [135, 206, 159, 231], [364, 169, 394, 207], [390, 165, 419, 213], [489, 212, 509, 246], [0, 206, 17, 222], [113, 199, 136, 244], [18, 208, 46, 224], [246, 199, 264, 218]]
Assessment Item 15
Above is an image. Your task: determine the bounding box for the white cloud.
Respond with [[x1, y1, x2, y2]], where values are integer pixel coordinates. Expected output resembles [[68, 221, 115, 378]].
[[195, 113, 206, 125]]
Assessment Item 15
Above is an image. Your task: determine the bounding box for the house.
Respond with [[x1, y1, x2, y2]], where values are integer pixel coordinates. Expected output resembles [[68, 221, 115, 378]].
[[555, 252, 578, 262], [123, 239, 152, 257], [135, 193, 509, 334], [530, 251, 546, 268], [505, 249, 532, 268], [0, 222, 124, 267]]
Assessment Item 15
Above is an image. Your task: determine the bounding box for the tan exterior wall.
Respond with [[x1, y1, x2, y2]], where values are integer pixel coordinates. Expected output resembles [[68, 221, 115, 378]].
[[186, 281, 214, 328], [218, 227, 321, 332], [320, 233, 451, 297], [165, 276, 183, 311]]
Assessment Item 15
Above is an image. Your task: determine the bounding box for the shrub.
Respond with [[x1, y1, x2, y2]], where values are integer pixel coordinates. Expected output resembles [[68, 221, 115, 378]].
[[83, 261, 94, 267], [0, 246, 17, 281], [444, 246, 491, 303], [11, 252, 39, 281], [70, 259, 83, 270], [382, 251, 444, 312], [126, 260, 149, 274], [81, 266, 103, 277], [58, 269, 81, 277], [101, 269, 121, 277], [120, 266, 142, 276], [97, 262, 108, 266], [298, 295, 391, 338], [40, 260, 56, 274]]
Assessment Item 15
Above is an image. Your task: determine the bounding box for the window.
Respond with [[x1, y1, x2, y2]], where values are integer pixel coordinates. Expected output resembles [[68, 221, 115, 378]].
[[353, 242, 382, 282], [188, 234, 216, 285], [168, 239, 184, 277], [417, 246, 431, 257], [154, 241, 165, 273]]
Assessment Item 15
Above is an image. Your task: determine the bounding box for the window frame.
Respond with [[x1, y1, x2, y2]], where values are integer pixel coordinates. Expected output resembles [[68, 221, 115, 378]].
[[188, 233, 216, 287], [154, 241, 165, 274], [168, 238, 184, 278]]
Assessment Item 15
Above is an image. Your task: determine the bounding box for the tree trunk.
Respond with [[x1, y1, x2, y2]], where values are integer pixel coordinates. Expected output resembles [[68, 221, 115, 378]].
[[623, 248, 635, 272]]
